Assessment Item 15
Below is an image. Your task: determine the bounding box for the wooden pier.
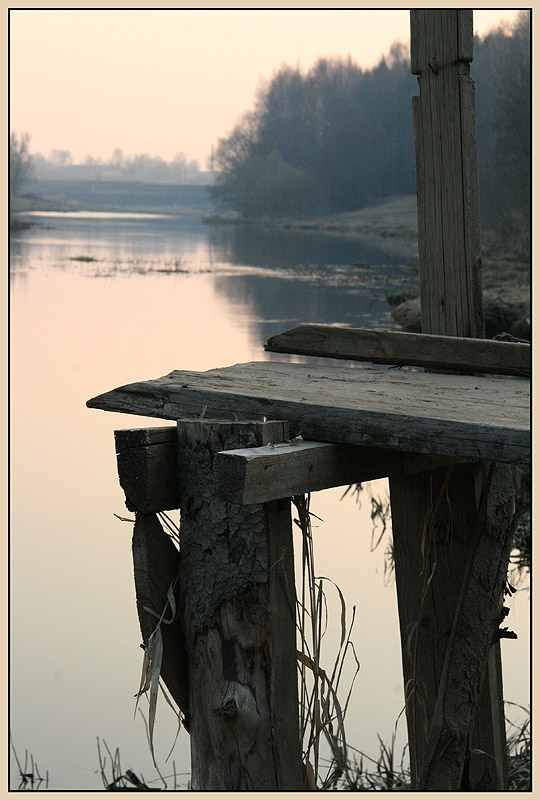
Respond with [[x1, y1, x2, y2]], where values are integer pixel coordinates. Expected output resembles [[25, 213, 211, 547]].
[[89, 354, 528, 465], [87, 10, 530, 791]]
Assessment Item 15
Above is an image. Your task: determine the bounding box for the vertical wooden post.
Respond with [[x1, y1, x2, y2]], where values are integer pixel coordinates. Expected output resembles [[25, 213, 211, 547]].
[[388, 10, 514, 790], [176, 419, 303, 791], [410, 9, 484, 340]]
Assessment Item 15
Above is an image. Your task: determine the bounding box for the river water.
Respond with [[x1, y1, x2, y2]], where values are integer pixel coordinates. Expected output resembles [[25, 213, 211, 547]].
[[9, 211, 529, 789]]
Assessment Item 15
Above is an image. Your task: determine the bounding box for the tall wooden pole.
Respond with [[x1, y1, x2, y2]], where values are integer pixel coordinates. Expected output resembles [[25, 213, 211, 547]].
[[388, 11, 515, 790], [410, 9, 484, 340]]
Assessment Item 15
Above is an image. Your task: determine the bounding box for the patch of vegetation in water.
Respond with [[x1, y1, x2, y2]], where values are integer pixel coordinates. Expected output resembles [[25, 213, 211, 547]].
[[9, 217, 34, 232], [351, 260, 375, 269]]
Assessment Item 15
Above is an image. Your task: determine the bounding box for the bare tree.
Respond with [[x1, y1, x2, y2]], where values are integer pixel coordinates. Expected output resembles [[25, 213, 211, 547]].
[[10, 132, 33, 198]]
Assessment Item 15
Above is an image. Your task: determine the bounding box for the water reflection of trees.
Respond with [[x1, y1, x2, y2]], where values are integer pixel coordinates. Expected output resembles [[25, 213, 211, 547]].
[[207, 225, 416, 346], [206, 223, 413, 271], [9, 268, 29, 289], [212, 271, 403, 350]]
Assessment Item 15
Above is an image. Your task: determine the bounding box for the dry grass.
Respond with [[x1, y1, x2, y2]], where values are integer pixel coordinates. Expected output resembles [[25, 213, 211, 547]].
[[125, 511, 186, 772], [10, 736, 49, 791], [506, 704, 531, 791], [336, 730, 410, 791], [90, 703, 529, 791], [293, 493, 360, 790], [330, 702, 530, 791], [96, 734, 191, 791]]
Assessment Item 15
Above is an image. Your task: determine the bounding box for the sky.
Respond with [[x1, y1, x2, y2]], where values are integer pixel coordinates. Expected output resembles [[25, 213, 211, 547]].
[[9, 8, 521, 169]]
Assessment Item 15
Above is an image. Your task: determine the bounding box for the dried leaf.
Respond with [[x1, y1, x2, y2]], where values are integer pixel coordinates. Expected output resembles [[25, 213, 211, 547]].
[[406, 619, 419, 662], [148, 632, 163, 762], [142, 576, 178, 626], [134, 626, 163, 765], [317, 576, 347, 650], [135, 643, 153, 708]]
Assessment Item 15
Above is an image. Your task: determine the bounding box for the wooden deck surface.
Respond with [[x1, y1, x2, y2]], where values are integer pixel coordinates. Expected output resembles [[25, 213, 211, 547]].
[[87, 361, 530, 463]]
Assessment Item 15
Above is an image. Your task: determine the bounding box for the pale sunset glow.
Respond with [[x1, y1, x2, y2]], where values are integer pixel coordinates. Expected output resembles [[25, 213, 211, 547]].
[[10, 8, 520, 167]]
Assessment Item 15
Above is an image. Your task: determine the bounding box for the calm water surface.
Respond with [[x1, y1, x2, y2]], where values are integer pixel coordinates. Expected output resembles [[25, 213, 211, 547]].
[[10, 212, 529, 789]]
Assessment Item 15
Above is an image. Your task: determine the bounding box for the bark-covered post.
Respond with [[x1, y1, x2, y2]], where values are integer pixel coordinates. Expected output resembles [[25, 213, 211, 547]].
[[176, 419, 303, 791], [388, 10, 517, 790]]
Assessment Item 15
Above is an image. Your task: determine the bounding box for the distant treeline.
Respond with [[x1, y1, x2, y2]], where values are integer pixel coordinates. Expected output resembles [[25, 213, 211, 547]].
[[212, 12, 530, 250], [474, 13, 530, 252], [31, 149, 210, 185], [24, 179, 212, 214]]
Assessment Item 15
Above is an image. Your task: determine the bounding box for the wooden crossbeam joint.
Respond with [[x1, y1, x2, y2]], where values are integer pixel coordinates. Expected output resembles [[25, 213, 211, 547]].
[[114, 425, 471, 509]]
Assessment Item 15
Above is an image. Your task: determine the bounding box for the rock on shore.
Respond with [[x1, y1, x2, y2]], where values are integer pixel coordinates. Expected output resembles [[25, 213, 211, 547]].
[[390, 293, 530, 341]]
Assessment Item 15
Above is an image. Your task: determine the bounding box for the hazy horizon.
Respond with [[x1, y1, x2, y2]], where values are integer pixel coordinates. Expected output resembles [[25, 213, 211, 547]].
[[10, 9, 520, 169]]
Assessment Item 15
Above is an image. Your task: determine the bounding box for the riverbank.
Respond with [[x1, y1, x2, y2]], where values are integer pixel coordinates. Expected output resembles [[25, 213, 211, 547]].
[[204, 194, 420, 258], [280, 194, 420, 256], [281, 194, 530, 340], [387, 248, 530, 341]]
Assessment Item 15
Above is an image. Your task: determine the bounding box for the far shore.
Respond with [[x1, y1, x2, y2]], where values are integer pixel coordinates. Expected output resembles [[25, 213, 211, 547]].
[[204, 194, 420, 259]]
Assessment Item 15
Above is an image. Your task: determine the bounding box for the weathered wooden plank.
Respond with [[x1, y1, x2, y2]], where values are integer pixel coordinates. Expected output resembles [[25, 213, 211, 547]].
[[87, 362, 530, 464], [132, 512, 189, 722], [215, 439, 468, 505], [115, 427, 178, 512], [265, 325, 529, 376], [176, 419, 302, 790], [470, 646, 508, 789], [265, 497, 302, 786]]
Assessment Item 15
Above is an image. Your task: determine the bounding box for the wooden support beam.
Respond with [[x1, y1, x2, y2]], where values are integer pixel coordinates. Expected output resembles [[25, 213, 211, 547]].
[[215, 440, 468, 505], [416, 463, 518, 790], [176, 419, 303, 790], [114, 426, 469, 508], [390, 461, 515, 790], [265, 325, 530, 377], [115, 427, 178, 513], [388, 10, 516, 790]]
